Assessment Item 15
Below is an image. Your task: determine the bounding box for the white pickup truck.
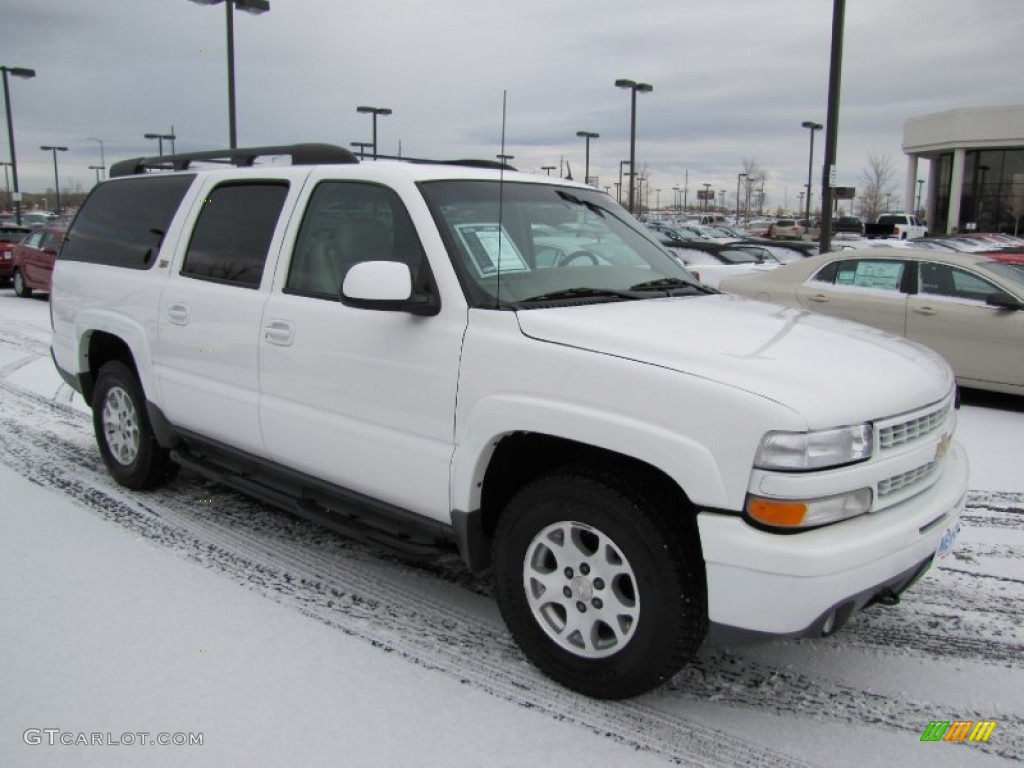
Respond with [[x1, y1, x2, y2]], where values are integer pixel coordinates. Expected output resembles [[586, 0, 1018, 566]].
[[50, 143, 967, 699], [865, 213, 927, 240]]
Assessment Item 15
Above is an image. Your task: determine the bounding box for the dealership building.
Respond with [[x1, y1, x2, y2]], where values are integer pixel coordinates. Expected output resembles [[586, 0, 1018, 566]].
[[902, 105, 1024, 235]]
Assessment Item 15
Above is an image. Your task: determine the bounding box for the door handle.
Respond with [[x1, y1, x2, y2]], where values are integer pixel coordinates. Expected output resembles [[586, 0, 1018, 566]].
[[167, 303, 190, 325], [807, 293, 829, 303], [913, 306, 937, 316], [263, 319, 295, 346]]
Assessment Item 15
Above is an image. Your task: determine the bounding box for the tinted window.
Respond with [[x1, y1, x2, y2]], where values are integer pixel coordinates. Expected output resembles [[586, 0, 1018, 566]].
[[286, 181, 428, 299], [181, 182, 288, 288], [61, 174, 195, 269], [919, 262, 1000, 301]]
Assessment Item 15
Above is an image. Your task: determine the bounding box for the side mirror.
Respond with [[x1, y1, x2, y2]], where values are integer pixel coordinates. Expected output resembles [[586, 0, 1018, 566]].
[[340, 261, 439, 316], [985, 291, 1023, 311]]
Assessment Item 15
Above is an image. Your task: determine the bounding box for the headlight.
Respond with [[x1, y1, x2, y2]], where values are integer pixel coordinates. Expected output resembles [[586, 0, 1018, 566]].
[[747, 488, 873, 529], [754, 424, 873, 471]]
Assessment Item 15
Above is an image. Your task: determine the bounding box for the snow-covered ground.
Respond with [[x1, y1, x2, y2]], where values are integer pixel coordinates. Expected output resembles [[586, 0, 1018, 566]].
[[1, 291, 1021, 767]]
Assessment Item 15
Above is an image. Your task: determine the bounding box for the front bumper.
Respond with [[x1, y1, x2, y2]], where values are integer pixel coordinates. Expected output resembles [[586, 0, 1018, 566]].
[[697, 440, 969, 638]]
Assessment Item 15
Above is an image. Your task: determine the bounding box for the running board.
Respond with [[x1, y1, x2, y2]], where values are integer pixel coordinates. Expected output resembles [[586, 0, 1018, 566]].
[[171, 450, 448, 559]]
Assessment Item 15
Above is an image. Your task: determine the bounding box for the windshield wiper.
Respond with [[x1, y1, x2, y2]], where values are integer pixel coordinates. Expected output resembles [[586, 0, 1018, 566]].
[[629, 277, 715, 294], [520, 287, 641, 303]]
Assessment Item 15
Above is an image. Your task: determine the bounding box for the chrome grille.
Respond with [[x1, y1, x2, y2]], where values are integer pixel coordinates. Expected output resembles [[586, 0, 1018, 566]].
[[878, 401, 950, 450], [878, 461, 938, 497]]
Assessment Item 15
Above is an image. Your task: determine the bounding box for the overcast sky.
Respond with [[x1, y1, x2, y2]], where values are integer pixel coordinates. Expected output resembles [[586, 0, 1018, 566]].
[[2, 0, 1021, 211]]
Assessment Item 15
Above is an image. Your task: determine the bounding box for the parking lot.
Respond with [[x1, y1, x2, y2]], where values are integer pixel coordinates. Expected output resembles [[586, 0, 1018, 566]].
[[1, 289, 1020, 767]]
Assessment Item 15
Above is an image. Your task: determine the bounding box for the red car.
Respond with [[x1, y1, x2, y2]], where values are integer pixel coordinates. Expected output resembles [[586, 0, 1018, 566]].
[[0, 224, 32, 287], [12, 225, 66, 297]]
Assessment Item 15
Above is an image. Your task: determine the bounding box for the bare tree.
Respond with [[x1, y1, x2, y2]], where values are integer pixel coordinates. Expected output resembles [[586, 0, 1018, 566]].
[[858, 152, 899, 221], [741, 158, 764, 218]]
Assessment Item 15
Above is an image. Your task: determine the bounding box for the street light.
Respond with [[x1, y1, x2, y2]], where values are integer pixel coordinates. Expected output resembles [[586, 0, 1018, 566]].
[[0, 161, 10, 210], [350, 141, 373, 159], [86, 136, 106, 179], [40, 145, 68, 216], [356, 105, 392, 160], [735, 172, 746, 225], [187, 0, 270, 149], [575, 130, 599, 187], [916, 178, 924, 216], [541, 165, 556, 176], [89, 165, 104, 184], [801, 121, 823, 231], [618, 160, 630, 205], [144, 132, 177, 157], [702, 182, 712, 212], [2, 65, 36, 225], [614, 78, 653, 214]]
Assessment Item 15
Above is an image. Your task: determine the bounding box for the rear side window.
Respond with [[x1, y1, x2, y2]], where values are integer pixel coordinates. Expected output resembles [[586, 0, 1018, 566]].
[[181, 182, 289, 289], [60, 174, 195, 269]]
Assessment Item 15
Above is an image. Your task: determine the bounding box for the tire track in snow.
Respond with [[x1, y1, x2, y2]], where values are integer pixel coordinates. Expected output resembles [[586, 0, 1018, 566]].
[[0, 353, 812, 768], [2, 332, 1022, 764]]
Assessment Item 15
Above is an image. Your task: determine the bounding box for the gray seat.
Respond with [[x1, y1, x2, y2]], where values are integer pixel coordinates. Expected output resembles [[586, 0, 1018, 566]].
[[303, 218, 393, 295]]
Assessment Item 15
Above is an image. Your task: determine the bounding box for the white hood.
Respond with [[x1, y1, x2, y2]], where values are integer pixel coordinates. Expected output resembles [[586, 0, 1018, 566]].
[[515, 294, 954, 428]]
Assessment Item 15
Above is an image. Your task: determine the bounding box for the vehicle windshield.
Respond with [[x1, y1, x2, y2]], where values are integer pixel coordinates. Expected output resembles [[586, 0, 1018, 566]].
[[978, 260, 1024, 293], [419, 180, 702, 308]]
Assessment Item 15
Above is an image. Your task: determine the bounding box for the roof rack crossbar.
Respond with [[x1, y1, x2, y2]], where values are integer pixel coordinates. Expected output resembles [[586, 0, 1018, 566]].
[[371, 153, 517, 171], [109, 143, 359, 177]]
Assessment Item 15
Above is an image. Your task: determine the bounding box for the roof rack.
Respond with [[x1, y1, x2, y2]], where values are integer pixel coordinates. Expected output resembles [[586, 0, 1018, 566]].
[[372, 154, 517, 172], [109, 143, 359, 177]]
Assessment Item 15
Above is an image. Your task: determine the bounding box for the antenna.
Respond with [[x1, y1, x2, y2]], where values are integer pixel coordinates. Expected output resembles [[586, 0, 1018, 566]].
[[495, 90, 508, 310]]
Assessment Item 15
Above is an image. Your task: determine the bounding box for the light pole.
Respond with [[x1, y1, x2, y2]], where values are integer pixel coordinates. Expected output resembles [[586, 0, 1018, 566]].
[[2, 65, 36, 225], [350, 141, 373, 159], [801, 120, 823, 231], [89, 165, 104, 184], [735, 172, 746, 225], [618, 160, 630, 205], [719, 190, 726, 212], [575, 130, 599, 187], [188, 0, 269, 148], [40, 145, 68, 216], [702, 182, 712, 212], [655, 188, 661, 210], [916, 178, 924, 217], [86, 137, 106, 180], [614, 78, 652, 214], [356, 105, 392, 160], [0, 161, 11, 210], [144, 132, 176, 157], [541, 165, 556, 176]]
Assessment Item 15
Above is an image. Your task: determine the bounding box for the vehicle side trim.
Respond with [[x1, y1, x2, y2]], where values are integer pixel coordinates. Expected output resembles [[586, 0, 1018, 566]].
[[167, 426, 458, 559]]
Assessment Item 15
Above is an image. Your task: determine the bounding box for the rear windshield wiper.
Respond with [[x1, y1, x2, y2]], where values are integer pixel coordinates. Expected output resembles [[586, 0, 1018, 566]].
[[520, 287, 641, 303], [629, 277, 715, 294]]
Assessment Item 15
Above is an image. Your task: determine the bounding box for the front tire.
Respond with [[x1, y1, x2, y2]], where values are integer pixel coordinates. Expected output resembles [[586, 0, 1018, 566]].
[[91, 361, 179, 490], [493, 467, 707, 699], [12, 269, 32, 298]]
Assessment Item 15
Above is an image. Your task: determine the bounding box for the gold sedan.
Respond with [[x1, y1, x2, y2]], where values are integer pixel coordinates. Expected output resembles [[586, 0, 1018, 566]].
[[719, 248, 1024, 396]]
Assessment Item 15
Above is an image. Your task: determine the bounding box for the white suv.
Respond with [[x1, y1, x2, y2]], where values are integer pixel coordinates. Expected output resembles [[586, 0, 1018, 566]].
[[51, 143, 968, 699]]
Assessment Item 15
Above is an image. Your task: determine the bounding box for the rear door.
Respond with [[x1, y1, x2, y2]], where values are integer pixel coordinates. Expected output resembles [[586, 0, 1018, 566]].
[[155, 171, 306, 455], [796, 257, 910, 335]]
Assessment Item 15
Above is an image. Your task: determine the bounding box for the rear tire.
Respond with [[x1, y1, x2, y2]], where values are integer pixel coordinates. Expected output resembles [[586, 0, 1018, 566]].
[[493, 466, 707, 699], [91, 361, 179, 490], [12, 269, 31, 298]]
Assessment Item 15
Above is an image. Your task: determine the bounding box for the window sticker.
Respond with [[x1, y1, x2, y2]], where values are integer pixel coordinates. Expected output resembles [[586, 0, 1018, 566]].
[[454, 223, 529, 277], [852, 261, 903, 290]]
